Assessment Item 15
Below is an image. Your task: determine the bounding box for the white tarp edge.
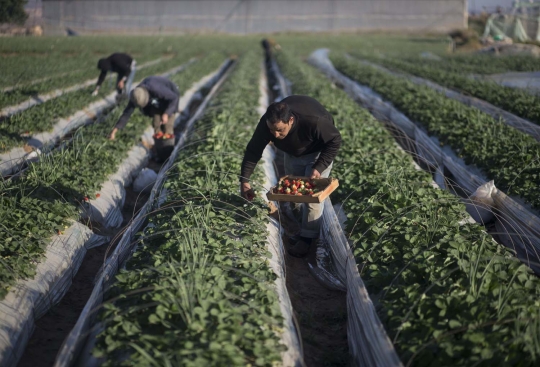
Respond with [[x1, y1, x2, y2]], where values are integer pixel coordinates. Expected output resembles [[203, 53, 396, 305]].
[[356, 58, 540, 142]]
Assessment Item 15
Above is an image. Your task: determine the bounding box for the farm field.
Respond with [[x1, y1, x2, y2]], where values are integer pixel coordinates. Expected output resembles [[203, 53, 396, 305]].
[[1, 34, 540, 367]]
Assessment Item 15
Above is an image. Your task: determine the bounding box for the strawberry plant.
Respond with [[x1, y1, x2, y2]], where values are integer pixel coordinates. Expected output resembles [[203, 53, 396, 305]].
[[331, 53, 540, 210], [352, 52, 540, 126], [400, 54, 540, 75], [93, 50, 287, 366], [0, 53, 227, 299], [277, 49, 540, 366], [0, 53, 201, 154]]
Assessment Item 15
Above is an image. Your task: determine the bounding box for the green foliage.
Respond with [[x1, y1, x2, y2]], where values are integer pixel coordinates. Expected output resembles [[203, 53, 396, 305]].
[[277, 49, 540, 366], [0, 0, 28, 25], [331, 53, 540, 209], [0, 54, 225, 299], [0, 54, 196, 153], [353, 52, 540, 126], [93, 51, 285, 366]]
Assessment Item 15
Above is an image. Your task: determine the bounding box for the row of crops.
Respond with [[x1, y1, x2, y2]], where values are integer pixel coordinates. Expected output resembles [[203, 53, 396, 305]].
[[0, 54, 199, 153], [2, 35, 540, 366], [352, 51, 540, 127], [0, 51, 228, 299], [85, 50, 290, 366], [330, 53, 540, 211], [275, 49, 540, 366]]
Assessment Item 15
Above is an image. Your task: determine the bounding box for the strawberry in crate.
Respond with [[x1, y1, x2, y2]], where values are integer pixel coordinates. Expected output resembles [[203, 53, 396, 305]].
[[275, 177, 320, 196]]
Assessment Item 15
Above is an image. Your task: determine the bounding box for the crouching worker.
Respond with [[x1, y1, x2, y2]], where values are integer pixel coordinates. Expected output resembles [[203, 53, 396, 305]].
[[92, 53, 136, 97], [109, 76, 180, 141], [239, 95, 341, 257]]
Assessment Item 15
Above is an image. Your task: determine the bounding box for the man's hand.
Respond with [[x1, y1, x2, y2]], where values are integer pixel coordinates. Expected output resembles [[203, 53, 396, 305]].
[[161, 114, 169, 125], [117, 79, 125, 90], [91, 88, 99, 97], [240, 182, 256, 201], [109, 128, 118, 140], [310, 169, 321, 179]]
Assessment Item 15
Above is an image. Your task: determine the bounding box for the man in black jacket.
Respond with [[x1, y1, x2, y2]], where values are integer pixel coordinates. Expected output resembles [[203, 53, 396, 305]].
[[92, 53, 136, 97], [108, 76, 180, 141], [240, 95, 341, 257]]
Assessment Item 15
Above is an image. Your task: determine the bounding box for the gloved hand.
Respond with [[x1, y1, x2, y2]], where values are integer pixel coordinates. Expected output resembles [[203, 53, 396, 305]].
[[91, 89, 99, 97]]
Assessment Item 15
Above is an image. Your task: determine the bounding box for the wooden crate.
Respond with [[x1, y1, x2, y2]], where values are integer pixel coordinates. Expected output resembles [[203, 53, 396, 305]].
[[266, 176, 339, 203]]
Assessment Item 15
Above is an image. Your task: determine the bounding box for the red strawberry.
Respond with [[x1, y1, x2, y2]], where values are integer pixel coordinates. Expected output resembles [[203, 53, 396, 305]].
[[96, 193, 101, 198]]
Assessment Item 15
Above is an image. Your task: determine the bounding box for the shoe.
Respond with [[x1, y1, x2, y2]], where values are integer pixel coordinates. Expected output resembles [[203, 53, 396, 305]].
[[287, 237, 312, 258]]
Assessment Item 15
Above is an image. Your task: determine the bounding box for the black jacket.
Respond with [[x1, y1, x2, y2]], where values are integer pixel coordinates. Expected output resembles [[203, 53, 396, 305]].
[[115, 76, 180, 130], [96, 53, 133, 88], [240, 95, 341, 183]]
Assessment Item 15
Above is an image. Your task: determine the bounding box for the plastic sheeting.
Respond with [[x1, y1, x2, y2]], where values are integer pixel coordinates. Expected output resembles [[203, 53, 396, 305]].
[[0, 59, 197, 178], [53, 60, 234, 367], [483, 13, 532, 42], [309, 49, 540, 275], [0, 57, 165, 118], [357, 58, 540, 142], [321, 201, 403, 367], [482, 71, 540, 95], [0, 221, 108, 367], [80, 59, 229, 229]]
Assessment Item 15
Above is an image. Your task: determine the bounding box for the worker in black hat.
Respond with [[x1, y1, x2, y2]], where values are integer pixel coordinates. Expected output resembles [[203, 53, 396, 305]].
[[92, 53, 136, 97]]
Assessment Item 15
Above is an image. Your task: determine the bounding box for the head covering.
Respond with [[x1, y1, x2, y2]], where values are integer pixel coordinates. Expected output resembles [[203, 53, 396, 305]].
[[130, 87, 149, 108], [97, 58, 111, 71]]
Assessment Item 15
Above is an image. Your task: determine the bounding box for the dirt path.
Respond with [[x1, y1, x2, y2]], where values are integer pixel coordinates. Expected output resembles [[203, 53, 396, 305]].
[[271, 201, 349, 367], [17, 181, 152, 367], [284, 240, 349, 366]]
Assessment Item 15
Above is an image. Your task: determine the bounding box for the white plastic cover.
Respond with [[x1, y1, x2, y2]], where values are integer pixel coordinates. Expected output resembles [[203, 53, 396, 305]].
[[0, 221, 108, 367], [258, 65, 306, 366], [466, 180, 496, 224], [132, 167, 158, 193]]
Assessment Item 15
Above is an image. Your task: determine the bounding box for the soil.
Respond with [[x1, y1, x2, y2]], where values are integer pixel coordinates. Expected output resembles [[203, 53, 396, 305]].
[[285, 241, 349, 367], [17, 179, 152, 367], [273, 203, 349, 367]]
